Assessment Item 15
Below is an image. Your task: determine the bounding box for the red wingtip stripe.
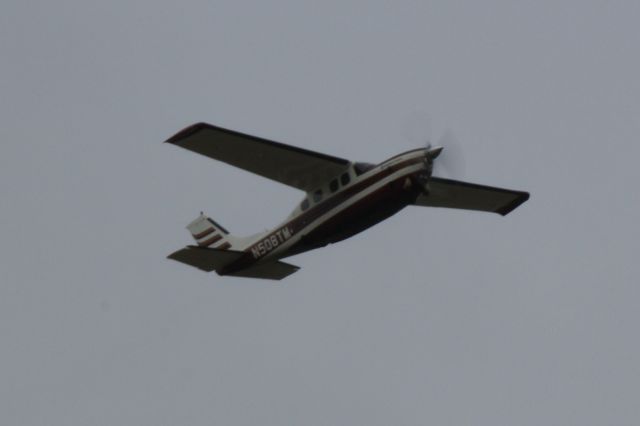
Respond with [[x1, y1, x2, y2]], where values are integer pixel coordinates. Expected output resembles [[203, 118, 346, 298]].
[[216, 242, 231, 250]]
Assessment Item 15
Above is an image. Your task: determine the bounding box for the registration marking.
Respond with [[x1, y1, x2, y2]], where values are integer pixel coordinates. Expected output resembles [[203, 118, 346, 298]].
[[251, 226, 294, 259]]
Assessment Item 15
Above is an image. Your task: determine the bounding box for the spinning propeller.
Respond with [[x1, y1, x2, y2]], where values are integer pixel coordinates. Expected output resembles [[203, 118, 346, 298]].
[[426, 129, 466, 179], [403, 112, 466, 194], [403, 112, 466, 178]]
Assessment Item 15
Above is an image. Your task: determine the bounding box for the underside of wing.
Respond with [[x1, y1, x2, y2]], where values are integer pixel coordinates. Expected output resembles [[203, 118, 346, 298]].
[[414, 177, 529, 216], [166, 122, 351, 192]]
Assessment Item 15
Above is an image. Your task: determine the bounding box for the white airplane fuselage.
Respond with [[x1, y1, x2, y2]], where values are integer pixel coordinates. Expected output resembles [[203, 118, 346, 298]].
[[216, 148, 428, 275]]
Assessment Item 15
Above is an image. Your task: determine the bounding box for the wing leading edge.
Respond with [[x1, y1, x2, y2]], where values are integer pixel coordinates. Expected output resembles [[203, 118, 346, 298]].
[[165, 122, 351, 192], [414, 177, 529, 215]]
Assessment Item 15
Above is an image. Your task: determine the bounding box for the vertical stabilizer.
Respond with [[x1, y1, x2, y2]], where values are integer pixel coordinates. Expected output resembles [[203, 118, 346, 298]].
[[187, 213, 236, 250]]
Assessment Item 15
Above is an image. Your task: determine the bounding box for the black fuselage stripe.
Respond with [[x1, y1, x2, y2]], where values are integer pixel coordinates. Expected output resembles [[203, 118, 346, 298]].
[[246, 156, 424, 255]]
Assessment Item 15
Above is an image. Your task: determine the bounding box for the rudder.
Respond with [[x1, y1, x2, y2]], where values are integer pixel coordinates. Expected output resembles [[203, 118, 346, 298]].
[[187, 213, 235, 250]]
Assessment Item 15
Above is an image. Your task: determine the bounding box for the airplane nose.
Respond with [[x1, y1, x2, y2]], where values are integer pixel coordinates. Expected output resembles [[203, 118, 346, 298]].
[[426, 146, 443, 159]]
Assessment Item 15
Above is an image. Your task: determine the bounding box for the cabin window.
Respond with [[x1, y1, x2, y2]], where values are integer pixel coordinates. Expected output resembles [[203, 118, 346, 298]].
[[329, 179, 339, 193], [301, 199, 310, 211], [313, 189, 323, 203], [340, 172, 351, 186]]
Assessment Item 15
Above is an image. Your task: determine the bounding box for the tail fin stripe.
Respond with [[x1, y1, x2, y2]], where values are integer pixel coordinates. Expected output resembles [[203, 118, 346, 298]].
[[216, 242, 232, 250], [207, 218, 229, 234], [199, 234, 222, 247], [187, 213, 237, 250], [193, 228, 215, 239]]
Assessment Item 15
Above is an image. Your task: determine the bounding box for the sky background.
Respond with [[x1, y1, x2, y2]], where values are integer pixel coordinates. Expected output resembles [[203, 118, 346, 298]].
[[2, 1, 640, 425]]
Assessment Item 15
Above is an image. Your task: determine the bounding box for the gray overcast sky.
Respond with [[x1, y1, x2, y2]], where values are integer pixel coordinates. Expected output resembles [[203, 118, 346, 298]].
[[2, 1, 639, 425]]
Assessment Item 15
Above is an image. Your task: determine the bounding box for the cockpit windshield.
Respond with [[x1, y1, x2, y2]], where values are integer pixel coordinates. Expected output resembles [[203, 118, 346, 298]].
[[353, 162, 375, 176]]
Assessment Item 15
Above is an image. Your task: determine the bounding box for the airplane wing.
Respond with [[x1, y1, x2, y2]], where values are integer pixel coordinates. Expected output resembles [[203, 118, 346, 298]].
[[166, 122, 351, 192], [414, 177, 529, 216]]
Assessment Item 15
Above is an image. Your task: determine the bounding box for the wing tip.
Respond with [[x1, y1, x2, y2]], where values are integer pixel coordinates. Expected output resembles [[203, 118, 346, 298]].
[[165, 122, 210, 144], [496, 191, 530, 216]]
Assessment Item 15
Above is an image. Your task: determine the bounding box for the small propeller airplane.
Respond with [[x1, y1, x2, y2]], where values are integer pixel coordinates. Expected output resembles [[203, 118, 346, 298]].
[[166, 122, 529, 280]]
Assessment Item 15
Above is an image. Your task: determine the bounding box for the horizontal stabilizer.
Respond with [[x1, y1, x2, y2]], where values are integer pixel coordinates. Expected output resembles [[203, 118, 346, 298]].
[[226, 261, 300, 280], [415, 177, 529, 216], [167, 246, 244, 272]]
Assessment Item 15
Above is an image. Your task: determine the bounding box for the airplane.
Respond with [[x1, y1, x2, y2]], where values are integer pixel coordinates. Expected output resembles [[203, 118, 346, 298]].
[[166, 122, 529, 280]]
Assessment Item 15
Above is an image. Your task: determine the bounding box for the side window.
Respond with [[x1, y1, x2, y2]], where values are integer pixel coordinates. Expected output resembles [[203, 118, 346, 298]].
[[313, 189, 323, 203], [329, 179, 339, 193], [301, 199, 310, 211], [340, 171, 351, 186]]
